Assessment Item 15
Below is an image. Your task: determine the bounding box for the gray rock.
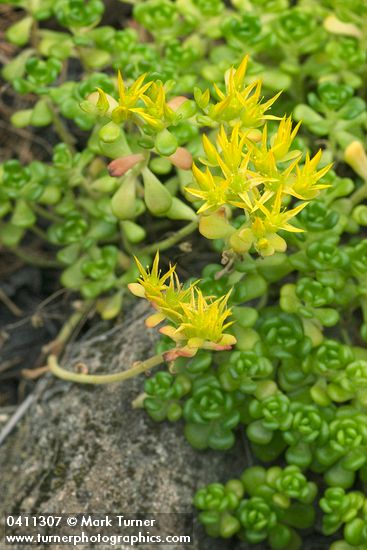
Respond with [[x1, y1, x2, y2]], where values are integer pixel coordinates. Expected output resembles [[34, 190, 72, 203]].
[[0, 303, 248, 550]]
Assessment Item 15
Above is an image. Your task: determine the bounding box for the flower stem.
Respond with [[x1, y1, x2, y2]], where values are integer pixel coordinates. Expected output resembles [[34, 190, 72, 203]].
[[42, 300, 95, 359], [140, 221, 198, 255], [11, 246, 62, 268], [46, 99, 76, 154], [350, 182, 367, 206], [30, 225, 48, 240], [33, 204, 63, 223], [48, 352, 165, 384]]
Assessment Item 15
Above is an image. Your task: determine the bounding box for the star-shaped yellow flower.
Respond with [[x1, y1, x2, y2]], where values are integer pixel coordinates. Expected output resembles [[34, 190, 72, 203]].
[[209, 55, 281, 128], [128, 254, 236, 357]]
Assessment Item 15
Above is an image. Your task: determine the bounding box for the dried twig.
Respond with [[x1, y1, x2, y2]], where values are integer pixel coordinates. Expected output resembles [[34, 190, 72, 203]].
[[0, 356, 22, 374], [0, 288, 23, 316]]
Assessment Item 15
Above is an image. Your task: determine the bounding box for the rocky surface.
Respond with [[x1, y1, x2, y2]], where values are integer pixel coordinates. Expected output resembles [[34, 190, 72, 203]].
[[0, 302, 248, 549]]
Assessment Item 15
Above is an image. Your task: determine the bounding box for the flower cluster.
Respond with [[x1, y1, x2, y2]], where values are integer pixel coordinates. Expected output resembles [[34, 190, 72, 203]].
[[128, 253, 236, 358], [186, 57, 332, 256], [84, 71, 178, 131]]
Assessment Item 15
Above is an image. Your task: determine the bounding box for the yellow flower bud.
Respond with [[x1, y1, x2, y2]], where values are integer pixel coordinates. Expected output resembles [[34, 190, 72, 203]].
[[344, 141, 367, 181]]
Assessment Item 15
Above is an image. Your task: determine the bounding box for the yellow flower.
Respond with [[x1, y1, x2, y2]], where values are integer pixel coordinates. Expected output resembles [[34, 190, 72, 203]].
[[128, 251, 175, 303], [140, 81, 175, 130], [112, 71, 153, 123], [287, 150, 332, 200], [129, 254, 193, 327], [234, 117, 300, 189], [209, 125, 248, 176], [229, 188, 307, 256], [229, 126, 330, 210], [178, 289, 233, 341], [153, 270, 194, 325], [160, 288, 236, 356], [94, 72, 177, 130], [231, 218, 288, 257], [270, 116, 302, 162], [187, 164, 229, 213], [186, 125, 252, 213], [94, 71, 169, 129], [252, 188, 308, 234], [209, 55, 281, 128], [128, 254, 236, 357]]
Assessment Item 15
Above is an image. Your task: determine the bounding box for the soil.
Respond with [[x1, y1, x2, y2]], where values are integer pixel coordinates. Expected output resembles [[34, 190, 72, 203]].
[[0, 302, 248, 550]]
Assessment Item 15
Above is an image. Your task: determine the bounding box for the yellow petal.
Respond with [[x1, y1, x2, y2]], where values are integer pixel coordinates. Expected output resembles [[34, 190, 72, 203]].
[[128, 282, 146, 298], [234, 55, 249, 87], [145, 312, 166, 328], [117, 70, 125, 101]]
